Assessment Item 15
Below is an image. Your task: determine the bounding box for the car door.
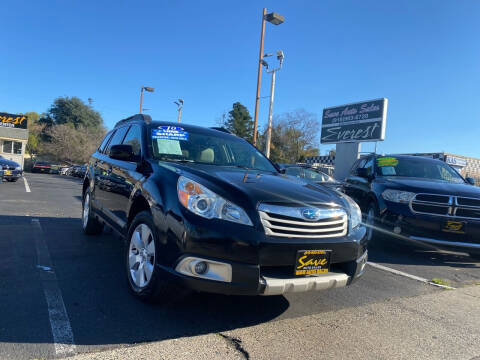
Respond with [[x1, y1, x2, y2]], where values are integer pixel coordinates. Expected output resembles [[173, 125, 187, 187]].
[[344, 158, 366, 202], [103, 124, 145, 228], [91, 130, 114, 211], [96, 125, 130, 229], [356, 157, 375, 210]]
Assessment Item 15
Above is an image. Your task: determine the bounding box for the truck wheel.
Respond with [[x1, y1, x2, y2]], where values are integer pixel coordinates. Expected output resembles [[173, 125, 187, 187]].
[[82, 189, 103, 235], [125, 211, 186, 303]]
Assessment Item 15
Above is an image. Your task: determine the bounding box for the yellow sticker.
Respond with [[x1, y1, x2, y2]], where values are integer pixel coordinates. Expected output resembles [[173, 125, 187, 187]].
[[377, 157, 399, 167]]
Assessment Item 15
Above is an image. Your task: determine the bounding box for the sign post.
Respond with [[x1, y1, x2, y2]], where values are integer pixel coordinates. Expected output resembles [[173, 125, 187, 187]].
[[320, 98, 388, 180]]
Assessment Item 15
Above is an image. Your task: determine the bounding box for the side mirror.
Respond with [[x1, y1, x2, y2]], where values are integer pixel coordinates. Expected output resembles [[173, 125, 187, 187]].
[[466, 177, 476, 185], [275, 163, 286, 174], [109, 144, 134, 161]]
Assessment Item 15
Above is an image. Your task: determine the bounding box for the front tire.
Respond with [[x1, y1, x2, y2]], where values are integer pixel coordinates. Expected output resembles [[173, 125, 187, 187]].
[[82, 189, 103, 235], [125, 211, 185, 303], [365, 202, 380, 244]]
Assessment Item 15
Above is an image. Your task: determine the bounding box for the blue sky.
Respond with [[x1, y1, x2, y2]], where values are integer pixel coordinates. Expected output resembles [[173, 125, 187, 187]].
[[2, 0, 480, 157]]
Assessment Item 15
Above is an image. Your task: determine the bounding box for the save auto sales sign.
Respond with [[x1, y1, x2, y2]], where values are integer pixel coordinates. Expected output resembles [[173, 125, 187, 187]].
[[320, 98, 388, 144], [0, 113, 28, 129]]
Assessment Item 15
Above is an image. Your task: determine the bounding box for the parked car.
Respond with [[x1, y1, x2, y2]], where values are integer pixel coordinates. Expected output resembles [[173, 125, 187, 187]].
[[81, 114, 368, 301], [32, 161, 52, 174], [69, 165, 86, 177], [343, 154, 480, 259], [280, 164, 344, 191], [60, 166, 71, 175], [0, 155, 22, 182]]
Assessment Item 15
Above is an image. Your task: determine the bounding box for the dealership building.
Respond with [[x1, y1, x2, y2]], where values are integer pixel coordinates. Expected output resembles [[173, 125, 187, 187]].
[[0, 113, 29, 168], [306, 152, 480, 185]]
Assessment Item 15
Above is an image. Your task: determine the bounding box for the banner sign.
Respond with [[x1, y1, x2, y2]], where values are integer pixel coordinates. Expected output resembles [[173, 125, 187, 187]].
[[0, 113, 28, 129], [445, 155, 467, 167], [321, 98, 387, 144]]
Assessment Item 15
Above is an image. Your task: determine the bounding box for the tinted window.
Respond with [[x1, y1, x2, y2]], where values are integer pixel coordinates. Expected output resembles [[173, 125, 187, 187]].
[[122, 125, 142, 158], [106, 127, 129, 153], [2, 140, 12, 153], [364, 157, 374, 176], [350, 158, 366, 175], [98, 131, 113, 153]]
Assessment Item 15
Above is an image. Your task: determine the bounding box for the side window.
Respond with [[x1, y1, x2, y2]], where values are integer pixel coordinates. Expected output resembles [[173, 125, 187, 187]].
[[350, 158, 366, 175], [106, 127, 129, 153], [122, 125, 142, 159], [98, 131, 114, 154], [364, 157, 374, 176]]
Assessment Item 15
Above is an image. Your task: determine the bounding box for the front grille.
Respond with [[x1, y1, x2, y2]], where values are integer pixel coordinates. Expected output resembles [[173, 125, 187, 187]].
[[410, 193, 480, 220], [258, 203, 348, 238]]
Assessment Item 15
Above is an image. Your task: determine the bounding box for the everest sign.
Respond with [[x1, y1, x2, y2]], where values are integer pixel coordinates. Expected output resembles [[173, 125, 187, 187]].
[[320, 98, 388, 144]]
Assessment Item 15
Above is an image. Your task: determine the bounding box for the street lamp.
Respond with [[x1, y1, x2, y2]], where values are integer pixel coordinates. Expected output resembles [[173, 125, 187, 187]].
[[253, 8, 285, 147], [139, 86, 154, 114], [263, 50, 284, 158], [174, 99, 184, 123]]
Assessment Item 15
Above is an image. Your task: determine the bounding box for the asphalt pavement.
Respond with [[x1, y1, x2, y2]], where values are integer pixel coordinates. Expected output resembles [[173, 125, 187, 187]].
[[0, 173, 479, 359]]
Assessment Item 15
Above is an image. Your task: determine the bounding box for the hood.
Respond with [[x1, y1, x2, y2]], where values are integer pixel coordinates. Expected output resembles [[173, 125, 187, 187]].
[[0, 158, 20, 168], [379, 176, 480, 198], [159, 162, 347, 209]]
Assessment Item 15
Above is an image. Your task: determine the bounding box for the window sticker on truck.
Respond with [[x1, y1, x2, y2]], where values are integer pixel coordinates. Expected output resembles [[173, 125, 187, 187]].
[[152, 126, 189, 141], [377, 157, 399, 167]]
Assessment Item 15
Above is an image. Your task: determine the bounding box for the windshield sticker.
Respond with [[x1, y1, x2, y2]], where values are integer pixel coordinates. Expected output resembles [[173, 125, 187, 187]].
[[155, 139, 183, 155], [152, 126, 189, 141], [377, 157, 398, 167]]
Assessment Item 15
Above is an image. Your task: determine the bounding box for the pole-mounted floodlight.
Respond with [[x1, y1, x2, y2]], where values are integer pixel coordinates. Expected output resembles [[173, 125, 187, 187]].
[[265, 12, 285, 25], [139, 85, 154, 114], [143, 86, 155, 92], [175, 99, 184, 123]]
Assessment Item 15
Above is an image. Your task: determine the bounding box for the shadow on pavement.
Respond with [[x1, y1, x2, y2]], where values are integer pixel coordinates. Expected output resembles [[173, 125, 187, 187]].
[[0, 215, 289, 349]]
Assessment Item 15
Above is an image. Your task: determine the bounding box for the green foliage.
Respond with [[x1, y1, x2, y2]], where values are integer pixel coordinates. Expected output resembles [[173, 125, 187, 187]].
[[223, 102, 254, 142], [39, 96, 104, 130], [24, 111, 41, 156]]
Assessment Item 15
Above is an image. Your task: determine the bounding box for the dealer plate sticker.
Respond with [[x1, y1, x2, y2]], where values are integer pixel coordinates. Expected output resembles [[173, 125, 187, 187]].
[[295, 250, 331, 276], [152, 126, 189, 141], [442, 220, 466, 234]]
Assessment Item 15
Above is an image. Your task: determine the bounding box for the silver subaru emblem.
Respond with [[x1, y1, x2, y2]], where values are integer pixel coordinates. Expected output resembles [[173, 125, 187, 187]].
[[302, 208, 320, 221]]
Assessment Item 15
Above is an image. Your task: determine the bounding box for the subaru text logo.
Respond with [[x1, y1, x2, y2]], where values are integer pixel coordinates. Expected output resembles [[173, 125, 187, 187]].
[[302, 208, 320, 221]]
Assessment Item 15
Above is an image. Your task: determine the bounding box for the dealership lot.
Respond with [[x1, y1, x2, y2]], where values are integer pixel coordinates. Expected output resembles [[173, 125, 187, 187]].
[[1, 174, 480, 359]]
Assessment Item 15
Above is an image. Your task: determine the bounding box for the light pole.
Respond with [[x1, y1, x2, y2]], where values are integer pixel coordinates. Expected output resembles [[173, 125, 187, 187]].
[[263, 50, 284, 158], [174, 99, 184, 123], [252, 9, 285, 147], [139, 86, 154, 114]]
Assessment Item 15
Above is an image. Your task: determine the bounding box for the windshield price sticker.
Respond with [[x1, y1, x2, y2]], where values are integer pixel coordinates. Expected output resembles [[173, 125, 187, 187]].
[[152, 126, 189, 141], [377, 157, 399, 167]]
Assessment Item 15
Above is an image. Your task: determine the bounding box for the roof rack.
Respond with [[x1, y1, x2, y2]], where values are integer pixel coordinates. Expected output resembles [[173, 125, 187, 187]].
[[210, 127, 232, 134], [114, 114, 152, 128]]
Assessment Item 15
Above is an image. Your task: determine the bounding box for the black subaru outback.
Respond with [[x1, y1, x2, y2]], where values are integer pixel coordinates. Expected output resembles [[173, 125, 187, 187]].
[[82, 114, 367, 301]]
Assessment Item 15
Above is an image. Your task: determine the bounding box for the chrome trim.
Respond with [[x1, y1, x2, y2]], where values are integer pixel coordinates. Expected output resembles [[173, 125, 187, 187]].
[[409, 193, 480, 221], [258, 203, 345, 221], [261, 272, 350, 295], [409, 236, 480, 249], [175, 257, 232, 282]]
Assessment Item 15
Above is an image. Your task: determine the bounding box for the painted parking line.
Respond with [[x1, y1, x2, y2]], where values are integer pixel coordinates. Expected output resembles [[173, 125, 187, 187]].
[[32, 218, 76, 356], [367, 261, 456, 290], [23, 176, 31, 192]]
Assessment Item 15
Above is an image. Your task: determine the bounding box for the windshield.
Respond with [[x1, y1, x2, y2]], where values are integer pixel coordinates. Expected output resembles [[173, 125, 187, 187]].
[[304, 168, 334, 182], [151, 126, 277, 172], [375, 157, 465, 184]]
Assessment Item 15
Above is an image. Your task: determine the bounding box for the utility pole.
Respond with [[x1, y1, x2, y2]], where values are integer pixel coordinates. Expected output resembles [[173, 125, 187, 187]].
[[252, 9, 285, 147], [264, 50, 284, 158], [174, 99, 184, 123]]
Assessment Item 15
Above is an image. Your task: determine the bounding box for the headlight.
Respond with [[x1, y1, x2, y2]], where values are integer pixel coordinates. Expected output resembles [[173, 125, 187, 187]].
[[343, 194, 362, 229], [15, 166, 22, 171], [177, 176, 253, 226], [382, 189, 415, 203]]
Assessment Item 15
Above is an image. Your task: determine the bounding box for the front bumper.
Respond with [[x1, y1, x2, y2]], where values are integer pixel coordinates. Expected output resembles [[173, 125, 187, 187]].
[[2, 170, 22, 180], [378, 203, 480, 254]]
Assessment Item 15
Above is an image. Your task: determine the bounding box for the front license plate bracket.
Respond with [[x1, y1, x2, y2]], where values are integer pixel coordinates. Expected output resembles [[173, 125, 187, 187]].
[[295, 250, 331, 276]]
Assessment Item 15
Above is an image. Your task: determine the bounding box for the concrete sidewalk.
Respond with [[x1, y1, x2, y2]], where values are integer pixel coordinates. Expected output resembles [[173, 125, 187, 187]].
[[63, 285, 480, 360]]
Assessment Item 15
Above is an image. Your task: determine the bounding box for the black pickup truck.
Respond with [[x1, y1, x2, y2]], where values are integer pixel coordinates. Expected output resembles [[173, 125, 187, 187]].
[[81, 114, 368, 301], [343, 154, 480, 259]]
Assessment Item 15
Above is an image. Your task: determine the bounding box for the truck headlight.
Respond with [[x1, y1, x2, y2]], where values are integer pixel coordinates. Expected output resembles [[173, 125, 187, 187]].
[[177, 176, 253, 226], [382, 189, 415, 203], [15, 166, 22, 171], [343, 194, 362, 229]]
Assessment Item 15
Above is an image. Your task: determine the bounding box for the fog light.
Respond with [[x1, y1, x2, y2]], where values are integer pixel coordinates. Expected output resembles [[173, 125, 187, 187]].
[[194, 261, 208, 274], [394, 226, 402, 234]]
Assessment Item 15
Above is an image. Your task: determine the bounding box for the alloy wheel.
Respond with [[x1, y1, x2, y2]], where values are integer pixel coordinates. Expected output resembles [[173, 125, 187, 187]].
[[128, 224, 156, 288], [83, 193, 90, 229]]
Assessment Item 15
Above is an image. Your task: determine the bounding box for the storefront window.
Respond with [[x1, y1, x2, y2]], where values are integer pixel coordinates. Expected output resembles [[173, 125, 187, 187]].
[[13, 142, 22, 154], [2, 140, 12, 153]]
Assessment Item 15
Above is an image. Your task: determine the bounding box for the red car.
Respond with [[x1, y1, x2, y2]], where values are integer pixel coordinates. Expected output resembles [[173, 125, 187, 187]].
[[32, 161, 52, 173]]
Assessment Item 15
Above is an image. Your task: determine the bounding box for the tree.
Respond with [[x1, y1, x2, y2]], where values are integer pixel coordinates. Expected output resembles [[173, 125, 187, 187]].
[[264, 109, 320, 163], [223, 102, 254, 142], [39, 96, 104, 130], [24, 111, 43, 157]]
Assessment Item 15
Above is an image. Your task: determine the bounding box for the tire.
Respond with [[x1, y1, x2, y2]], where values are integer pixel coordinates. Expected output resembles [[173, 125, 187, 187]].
[[82, 189, 104, 235], [125, 211, 185, 303], [365, 202, 380, 244]]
